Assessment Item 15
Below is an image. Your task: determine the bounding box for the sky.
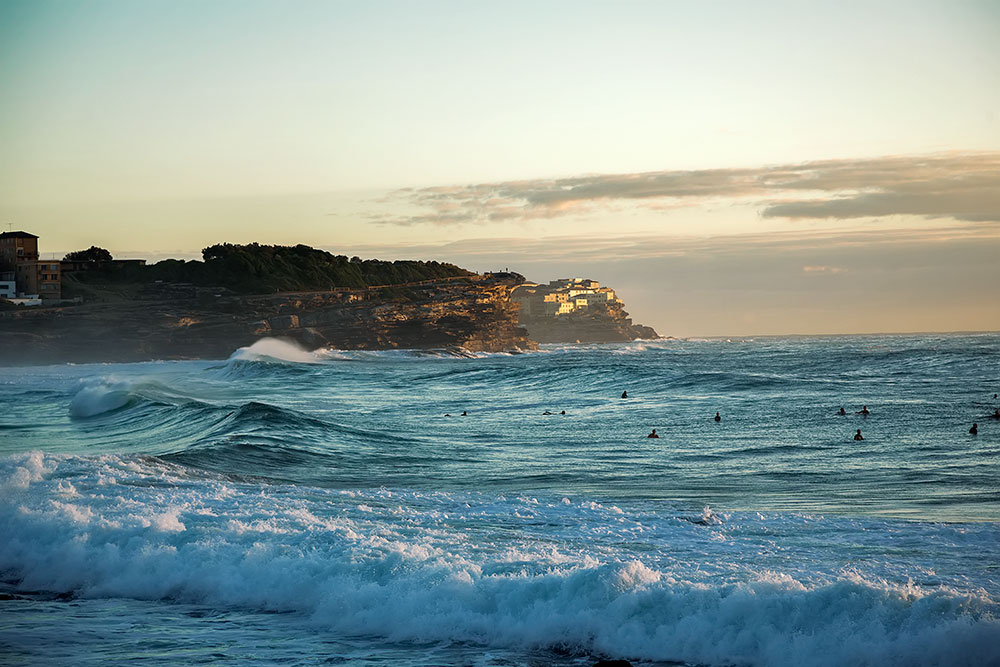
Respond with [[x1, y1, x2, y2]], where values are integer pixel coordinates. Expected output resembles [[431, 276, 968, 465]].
[[1, 0, 998, 336]]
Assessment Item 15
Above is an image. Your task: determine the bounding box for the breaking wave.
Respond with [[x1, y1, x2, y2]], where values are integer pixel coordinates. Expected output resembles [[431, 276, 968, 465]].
[[228, 338, 324, 364], [6, 333, 1000, 666], [1, 452, 997, 667]]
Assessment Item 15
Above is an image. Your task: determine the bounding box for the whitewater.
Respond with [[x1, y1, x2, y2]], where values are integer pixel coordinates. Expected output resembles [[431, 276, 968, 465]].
[[1, 334, 999, 666]]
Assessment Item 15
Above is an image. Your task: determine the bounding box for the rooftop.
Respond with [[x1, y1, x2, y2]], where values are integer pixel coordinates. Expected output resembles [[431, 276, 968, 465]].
[[0, 231, 39, 239]]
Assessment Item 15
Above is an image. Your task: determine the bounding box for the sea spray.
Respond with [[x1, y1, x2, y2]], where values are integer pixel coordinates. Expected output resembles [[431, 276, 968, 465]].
[[68, 377, 136, 418], [3, 334, 1000, 666], [2, 452, 999, 667], [228, 337, 323, 364]]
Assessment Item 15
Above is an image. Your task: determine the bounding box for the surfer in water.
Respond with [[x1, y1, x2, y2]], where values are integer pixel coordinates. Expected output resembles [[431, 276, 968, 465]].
[[542, 410, 553, 415], [857, 405, 870, 416], [714, 411, 721, 422], [622, 390, 628, 398], [460, 411, 467, 416], [989, 408, 1000, 420], [647, 429, 659, 438], [970, 423, 978, 435], [854, 429, 864, 441], [838, 407, 846, 416]]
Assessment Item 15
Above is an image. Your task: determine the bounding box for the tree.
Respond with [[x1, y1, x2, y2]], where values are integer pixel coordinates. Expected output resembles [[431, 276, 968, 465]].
[[64, 246, 113, 263]]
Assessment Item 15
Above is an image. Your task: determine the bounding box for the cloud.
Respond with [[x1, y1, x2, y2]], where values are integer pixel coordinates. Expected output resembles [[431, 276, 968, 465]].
[[337, 221, 1000, 266], [378, 152, 1000, 226]]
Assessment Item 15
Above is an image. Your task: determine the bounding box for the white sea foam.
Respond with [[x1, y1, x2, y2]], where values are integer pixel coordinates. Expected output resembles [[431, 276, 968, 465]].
[[317, 347, 525, 361], [2, 451, 997, 667], [69, 377, 135, 418], [225, 339, 525, 367], [229, 338, 323, 364], [67, 375, 213, 418]]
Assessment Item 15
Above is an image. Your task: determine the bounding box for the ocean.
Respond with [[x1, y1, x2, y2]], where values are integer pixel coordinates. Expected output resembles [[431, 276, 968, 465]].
[[1, 334, 999, 666]]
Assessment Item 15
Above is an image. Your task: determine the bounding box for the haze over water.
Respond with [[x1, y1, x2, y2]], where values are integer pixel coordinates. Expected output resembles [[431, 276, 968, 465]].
[[2, 334, 999, 666]]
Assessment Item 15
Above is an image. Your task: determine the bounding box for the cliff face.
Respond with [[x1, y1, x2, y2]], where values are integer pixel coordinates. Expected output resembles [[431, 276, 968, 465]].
[[0, 275, 535, 365], [512, 280, 658, 344], [519, 309, 658, 344]]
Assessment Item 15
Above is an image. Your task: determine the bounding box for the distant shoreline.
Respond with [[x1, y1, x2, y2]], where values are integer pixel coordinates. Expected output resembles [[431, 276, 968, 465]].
[[6, 330, 998, 369]]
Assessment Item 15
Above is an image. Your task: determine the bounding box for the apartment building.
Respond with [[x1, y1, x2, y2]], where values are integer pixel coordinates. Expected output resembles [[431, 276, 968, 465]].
[[0, 231, 62, 299]]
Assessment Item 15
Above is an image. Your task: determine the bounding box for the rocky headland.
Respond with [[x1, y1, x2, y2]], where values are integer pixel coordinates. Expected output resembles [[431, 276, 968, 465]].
[[0, 244, 659, 365], [512, 279, 658, 344], [0, 273, 535, 365]]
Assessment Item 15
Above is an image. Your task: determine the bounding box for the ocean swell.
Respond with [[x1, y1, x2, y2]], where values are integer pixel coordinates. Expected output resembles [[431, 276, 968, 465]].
[[2, 451, 997, 667], [69, 379, 138, 418]]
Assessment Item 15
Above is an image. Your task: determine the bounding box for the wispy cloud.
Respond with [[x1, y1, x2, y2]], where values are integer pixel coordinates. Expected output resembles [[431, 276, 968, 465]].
[[802, 265, 846, 274], [378, 152, 1000, 226], [338, 222, 1000, 265]]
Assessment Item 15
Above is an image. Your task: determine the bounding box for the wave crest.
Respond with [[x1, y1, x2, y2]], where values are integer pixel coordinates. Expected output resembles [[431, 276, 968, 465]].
[[229, 338, 324, 364], [2, 453, 998, 667]]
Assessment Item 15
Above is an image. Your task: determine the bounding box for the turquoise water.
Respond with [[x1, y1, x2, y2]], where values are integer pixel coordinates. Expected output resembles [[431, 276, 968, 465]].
[[2, 334, 999, 665]]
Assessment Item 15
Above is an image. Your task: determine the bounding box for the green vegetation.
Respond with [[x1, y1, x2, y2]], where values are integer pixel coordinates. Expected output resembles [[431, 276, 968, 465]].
[[64, 246, 114, 263], [66, 243, 473, 295]]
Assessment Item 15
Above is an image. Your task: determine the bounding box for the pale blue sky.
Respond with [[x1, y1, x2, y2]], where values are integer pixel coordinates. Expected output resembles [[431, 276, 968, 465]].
[[1, 0, 998, 334]]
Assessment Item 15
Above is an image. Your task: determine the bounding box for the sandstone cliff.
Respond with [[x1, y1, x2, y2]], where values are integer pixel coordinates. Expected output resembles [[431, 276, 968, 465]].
[[512, 281, 658, 344], [519, 310, 659, 344], [0, 274, 535, 365]]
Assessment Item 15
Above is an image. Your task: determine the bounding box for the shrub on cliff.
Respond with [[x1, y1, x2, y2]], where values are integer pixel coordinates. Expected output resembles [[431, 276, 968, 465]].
[[64, 246, 113, 263], [67, 243, 472, 295], [118, 243, 468, 294], [193, 243, 471, 293]]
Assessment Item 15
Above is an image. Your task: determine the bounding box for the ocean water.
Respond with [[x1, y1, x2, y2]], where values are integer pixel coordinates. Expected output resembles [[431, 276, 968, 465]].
[[2, 334, 999, 667]]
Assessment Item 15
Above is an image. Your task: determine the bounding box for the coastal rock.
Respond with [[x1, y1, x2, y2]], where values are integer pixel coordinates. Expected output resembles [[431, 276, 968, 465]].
[[0, 274, 535, 365], [269, 314, 300, 330], [512, 278, 658, 343]]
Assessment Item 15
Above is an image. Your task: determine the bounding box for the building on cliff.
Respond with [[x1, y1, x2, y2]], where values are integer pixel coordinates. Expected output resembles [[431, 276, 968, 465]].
[[511, 277, 658, 344], [514, 278, 623, 318], [0, 231, 61, 301]]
